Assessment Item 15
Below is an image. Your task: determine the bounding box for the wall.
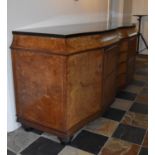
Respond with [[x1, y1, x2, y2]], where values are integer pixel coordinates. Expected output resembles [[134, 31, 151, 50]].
[[109, 0, 124, 26], [110, 0, 148, 55], [110, 0, 132, 26], [7, 0, 110, 132], [131, 0, 148, 54], [123, 0, 132, 24]]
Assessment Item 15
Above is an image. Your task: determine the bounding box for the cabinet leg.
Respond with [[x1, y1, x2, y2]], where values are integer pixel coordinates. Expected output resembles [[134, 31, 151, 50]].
[[22, 124, 33, 132], [58, 136, 73, 145]]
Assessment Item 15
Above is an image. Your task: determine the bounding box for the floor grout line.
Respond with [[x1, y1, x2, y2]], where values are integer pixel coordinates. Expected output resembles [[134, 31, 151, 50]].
[[17, 135, 40, 154]]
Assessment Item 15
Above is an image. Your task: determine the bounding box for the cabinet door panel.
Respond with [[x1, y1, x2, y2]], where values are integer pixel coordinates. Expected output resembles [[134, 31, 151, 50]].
[[66, 51, 103, 129], [118, 62, 127, 75], [117, 74, 127, 89], [128, 36, 137, 57], [103, 72, 116, 108], [12, 51, 66, 131], [104, 45, 118, 77], [127, 36, 137, 84], [103, 44, 118, 109], [119, 52, 128, 63], [120, 40, 128, 52]]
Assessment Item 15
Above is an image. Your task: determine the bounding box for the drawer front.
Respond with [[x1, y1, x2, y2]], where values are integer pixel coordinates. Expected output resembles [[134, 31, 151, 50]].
[[104, 45, 118, 77], [67, 32, 119, 53]]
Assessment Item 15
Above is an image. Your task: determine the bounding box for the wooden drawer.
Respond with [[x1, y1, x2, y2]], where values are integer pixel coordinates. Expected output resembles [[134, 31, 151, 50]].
[[12, 31, 120, 55]]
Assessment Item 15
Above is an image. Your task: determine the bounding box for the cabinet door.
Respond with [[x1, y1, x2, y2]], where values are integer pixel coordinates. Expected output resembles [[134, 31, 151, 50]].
[[66, 50, 103, 129], [12, 50, 66, 131], [103, 72, 116, 109], [103, 44, 118, 108], [119, 39, 128, 53], [117, 73, 127, 89], [117, 39, 129, 90], [104, 44, 118, 78], [127, 36, 137, 83], [128, 36, 137, 57]]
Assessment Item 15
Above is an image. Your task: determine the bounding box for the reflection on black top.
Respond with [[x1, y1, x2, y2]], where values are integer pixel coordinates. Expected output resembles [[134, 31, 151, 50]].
[[13, 22, 136, 38]]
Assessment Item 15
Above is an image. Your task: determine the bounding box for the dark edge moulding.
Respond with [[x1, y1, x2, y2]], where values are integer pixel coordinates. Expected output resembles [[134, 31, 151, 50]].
[[12, 24, 136, 39]]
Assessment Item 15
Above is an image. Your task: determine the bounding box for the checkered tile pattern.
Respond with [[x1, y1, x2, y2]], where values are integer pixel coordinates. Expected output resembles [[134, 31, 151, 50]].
[[8, 55, 148, 155]]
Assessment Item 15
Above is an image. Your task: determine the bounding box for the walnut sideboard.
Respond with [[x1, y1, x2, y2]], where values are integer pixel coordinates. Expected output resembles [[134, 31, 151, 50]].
[[11, 22, 137, 144]]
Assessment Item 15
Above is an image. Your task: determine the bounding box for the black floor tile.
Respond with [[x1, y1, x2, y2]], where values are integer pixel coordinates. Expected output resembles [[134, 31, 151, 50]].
[[116, 91, 137, 101], [71, 130, 108, 154], [139, 147, 148, 155], [21, 137, 64, 155], [130, 102, 148, 114], [102, 107, 126, 121], [7, 150, 15, 155], [132, 80, 145, 87], [112, 124, 146, 145]]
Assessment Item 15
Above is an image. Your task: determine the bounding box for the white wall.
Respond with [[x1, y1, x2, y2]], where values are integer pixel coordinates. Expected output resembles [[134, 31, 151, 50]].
[[131, 0, 148, 54], [123, 0, 132, 24], [110, 0, 148, 55], [109, 0, 132, 26], [109, 0, 124, 26], [7, 0, 110, 132]]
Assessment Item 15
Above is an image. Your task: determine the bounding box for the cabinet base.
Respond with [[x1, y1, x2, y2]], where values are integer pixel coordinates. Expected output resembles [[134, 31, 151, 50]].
[[22, 124, 33, 132], [17, 110, 102, 141], [58, 136, 73, 145]]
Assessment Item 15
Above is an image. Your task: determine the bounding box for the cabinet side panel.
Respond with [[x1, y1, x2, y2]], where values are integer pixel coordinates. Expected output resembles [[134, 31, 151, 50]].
[[127, 36, 137, 83], [66, 51, 103, 130], [12, 50, 66, 131]]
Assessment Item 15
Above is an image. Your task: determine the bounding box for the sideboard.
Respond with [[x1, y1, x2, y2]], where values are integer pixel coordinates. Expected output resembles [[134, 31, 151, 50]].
[[11, 22, 137, 144]]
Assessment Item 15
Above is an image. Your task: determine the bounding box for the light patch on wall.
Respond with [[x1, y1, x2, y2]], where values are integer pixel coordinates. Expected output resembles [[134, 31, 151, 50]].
[[79, 0, 105, 13]]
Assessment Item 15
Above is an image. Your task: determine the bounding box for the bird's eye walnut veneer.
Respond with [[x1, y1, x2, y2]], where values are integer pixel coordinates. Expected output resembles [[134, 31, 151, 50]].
[[11, 23, 137, 144]]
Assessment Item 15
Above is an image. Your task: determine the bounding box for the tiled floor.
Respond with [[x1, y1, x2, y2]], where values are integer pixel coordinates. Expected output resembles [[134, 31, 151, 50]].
[[7, 55, 148, 155]]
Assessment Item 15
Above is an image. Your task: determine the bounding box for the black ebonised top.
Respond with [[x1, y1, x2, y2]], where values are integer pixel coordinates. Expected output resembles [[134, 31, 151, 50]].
[[13, 22, 135, 38]]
